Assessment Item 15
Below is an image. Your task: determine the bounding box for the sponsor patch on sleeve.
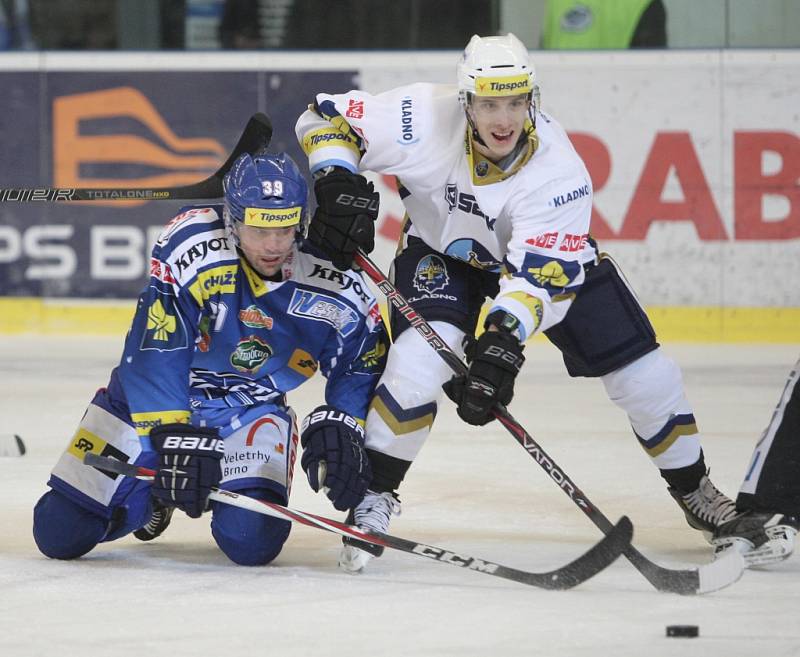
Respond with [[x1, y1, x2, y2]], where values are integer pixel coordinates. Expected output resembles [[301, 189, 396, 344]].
[[288, 348, 319, 378], [519, 253, 583, 296], [67, 428, 130, 478], [140, 292, 189, 352], [302, 127, 361, 157]]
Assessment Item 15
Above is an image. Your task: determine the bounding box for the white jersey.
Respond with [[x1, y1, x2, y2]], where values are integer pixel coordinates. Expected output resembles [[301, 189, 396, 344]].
[[296, 82, 596, 340]]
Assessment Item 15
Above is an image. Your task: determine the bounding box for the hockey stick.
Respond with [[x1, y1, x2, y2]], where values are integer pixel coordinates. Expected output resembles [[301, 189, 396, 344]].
[[354, 250, 745, 595], [0, 113, 273, 202], [83, 452, 632, 591]]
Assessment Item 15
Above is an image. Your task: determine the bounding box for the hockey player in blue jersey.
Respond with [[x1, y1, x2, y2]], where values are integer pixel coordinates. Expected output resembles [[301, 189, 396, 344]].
[[32, 151, 387, 566]]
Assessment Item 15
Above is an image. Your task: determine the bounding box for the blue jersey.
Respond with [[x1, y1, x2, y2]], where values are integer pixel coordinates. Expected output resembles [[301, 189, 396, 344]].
[[118, 205, 387, 438]]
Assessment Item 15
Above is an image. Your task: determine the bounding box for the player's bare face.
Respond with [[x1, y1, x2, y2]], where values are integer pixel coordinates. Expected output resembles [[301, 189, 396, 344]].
[[468, 94, 530, 162], [237, 224, 295, 276]]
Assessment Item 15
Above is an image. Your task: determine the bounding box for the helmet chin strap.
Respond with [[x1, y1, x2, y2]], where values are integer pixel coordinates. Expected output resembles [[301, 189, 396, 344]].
[[465, 111, 487, 147]]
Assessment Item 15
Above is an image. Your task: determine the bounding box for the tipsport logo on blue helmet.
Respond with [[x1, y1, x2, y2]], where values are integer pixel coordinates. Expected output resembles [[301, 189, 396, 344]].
[[222, 152, 309, 235]]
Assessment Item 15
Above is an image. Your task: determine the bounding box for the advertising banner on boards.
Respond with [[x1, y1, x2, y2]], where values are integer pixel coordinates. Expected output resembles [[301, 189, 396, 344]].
[[0, 69, 355, 299], [0, 52, 797, 341]]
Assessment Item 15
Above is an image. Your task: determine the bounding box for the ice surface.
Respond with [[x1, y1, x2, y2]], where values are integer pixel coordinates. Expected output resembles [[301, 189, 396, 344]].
[[1, 337, 798, 657]]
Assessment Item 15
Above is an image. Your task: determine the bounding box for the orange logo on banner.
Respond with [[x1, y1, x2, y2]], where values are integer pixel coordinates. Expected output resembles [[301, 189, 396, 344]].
[[53, 87, 226, 206]]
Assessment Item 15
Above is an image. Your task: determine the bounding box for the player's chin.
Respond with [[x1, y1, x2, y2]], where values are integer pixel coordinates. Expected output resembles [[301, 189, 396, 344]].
[[489, 138, 515, 157]]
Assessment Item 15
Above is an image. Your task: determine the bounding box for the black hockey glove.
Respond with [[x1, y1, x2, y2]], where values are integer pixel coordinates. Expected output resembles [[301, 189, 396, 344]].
[[300, 405, 372, 511], [149, 423, 224, 518], [443, 330, 525, 426], [309, 169, 379, 271]]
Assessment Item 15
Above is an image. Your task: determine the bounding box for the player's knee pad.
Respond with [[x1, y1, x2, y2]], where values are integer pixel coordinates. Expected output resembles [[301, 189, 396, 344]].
[[602, 349, 686, 423], [365, 322, 463, 461], [211, 488, 291, 566], [33, 490, 107, 560], [383, 320, 464, 403]]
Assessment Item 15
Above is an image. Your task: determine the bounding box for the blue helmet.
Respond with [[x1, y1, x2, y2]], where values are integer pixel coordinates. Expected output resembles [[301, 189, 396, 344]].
[[222, 152, 309, 241]]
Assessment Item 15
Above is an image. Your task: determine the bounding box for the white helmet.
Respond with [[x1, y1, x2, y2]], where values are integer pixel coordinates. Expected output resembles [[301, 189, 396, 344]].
[[457, 33, 535, 108]]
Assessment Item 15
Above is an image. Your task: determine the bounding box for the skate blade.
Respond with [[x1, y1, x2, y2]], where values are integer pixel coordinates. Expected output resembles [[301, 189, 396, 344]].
[[338, 545, 374, 574], [714, 532, 795, 568]]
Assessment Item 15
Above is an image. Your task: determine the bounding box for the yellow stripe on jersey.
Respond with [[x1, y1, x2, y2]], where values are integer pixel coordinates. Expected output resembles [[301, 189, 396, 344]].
[[187, 265, 237, 306], [240, 256, 269, 298], [302, 127, 361, 158], [640, 421, 699, 458], [503, 291, 544, 332], [130, 410, 191, 437], [369, 396, 436, 436], [465, 119, 538, 186]]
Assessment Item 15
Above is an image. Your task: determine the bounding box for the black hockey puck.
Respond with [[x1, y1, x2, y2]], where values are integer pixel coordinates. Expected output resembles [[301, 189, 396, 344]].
[[0, 433, 25, 457], [666, 625, 699, 638]]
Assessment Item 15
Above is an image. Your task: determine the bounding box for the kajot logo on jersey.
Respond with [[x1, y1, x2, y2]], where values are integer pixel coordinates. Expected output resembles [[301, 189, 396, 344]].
[[413, 255, 449, 293]]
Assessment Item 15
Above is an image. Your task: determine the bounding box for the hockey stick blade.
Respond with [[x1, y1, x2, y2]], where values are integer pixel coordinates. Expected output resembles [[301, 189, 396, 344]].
[[354, 250, 745, 595], [622, 539, 745, 596], [491, 410, 746, 595], [83, 453, 631, 590], [0, 113, 273, 202]]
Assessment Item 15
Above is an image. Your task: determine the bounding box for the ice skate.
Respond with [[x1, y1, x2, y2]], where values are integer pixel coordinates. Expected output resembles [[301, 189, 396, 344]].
[[712, 510, 798, 567], [339, 490, 401, 573], [133, 498, 175, 541], [668, 474, 737, 541]]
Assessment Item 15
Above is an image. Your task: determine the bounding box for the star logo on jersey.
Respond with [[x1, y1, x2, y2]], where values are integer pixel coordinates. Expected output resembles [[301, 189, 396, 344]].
[[413, 255, 449, 293], [230, 336, 273, 373], [147, 299, 176, 341], [527, 261, 571, 287]]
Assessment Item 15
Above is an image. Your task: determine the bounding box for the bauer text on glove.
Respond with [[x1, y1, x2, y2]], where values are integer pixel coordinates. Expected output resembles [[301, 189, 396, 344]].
[[309, 169, 379, 271], [149, 423, 224, 518], [300, 405, 372, 511], [442, 330, 525, 426]]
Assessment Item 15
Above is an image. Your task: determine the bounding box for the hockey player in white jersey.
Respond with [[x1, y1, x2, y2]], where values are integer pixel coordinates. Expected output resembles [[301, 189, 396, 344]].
[[33, 151, 387, 566], [295, 33, 736, 573], [712, 356, 800, 566]]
